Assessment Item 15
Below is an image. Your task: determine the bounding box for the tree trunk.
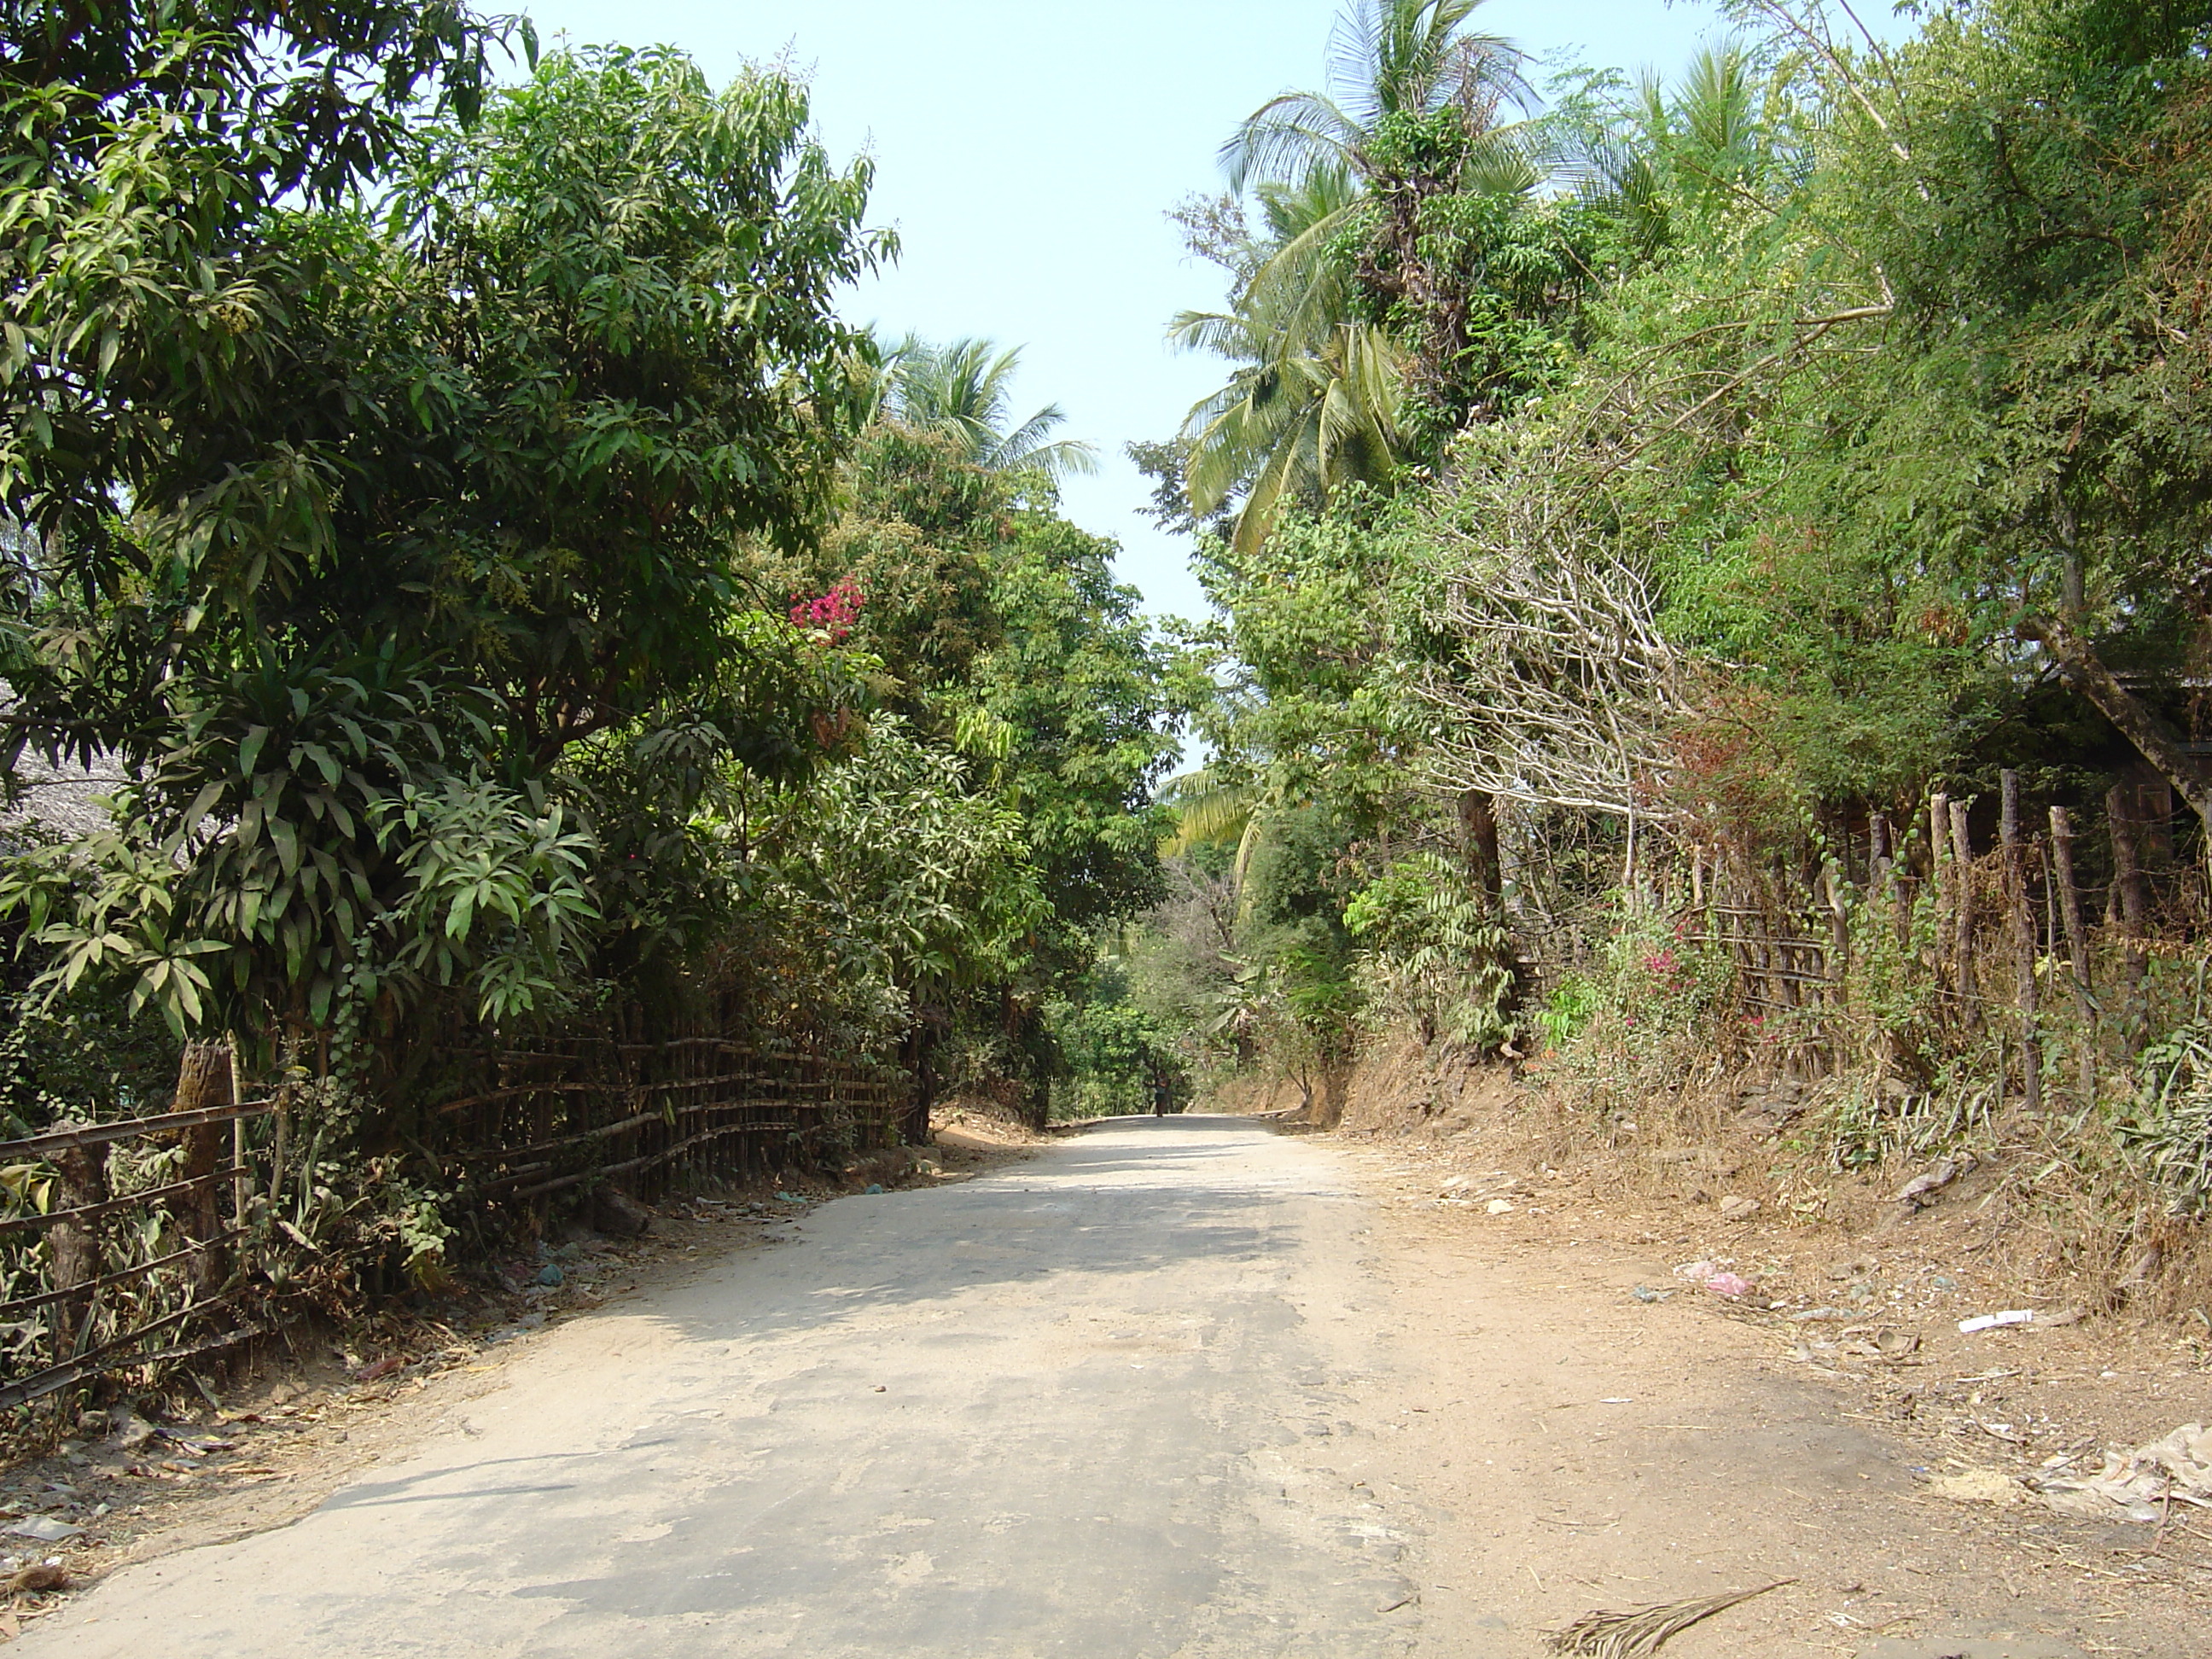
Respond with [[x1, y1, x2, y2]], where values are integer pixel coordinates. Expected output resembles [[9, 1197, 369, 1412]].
[[901, 1016, 937, 1147], [1930, 793, 1953, 993], [1457, 789, 1503, 910], [2023, 614, 2212, 833]]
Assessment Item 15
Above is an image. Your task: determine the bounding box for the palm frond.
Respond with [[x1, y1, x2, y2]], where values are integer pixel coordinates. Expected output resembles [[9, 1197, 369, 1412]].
[[882, 335, 1092, 479], [1327, 0, 1391, 125], [1227, 417, 1310, 556], [1220, 90, 1363, 192], [1157, 769, 1256, 856], [1169, 308, 1266, 362], [1240, 183, 1364, 352], [1183, 375, 1290, 516], [990, 405, 1069, 461], [998, 436, 1101, 479], [1458, 123, 1543, 195], [1546, 1580, 1794, 1659]]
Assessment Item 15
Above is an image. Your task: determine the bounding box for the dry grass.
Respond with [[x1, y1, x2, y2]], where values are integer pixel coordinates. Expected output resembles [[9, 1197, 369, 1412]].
[[1300, 1033, 2212, 1346]]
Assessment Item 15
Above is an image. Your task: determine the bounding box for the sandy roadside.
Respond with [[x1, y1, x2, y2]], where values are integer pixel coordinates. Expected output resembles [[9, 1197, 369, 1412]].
[[1330, 1129, 2211, 1657]]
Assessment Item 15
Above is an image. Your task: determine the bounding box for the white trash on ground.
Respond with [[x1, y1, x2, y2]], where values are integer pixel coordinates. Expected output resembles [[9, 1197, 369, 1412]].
[[1956, 1309, 2034, 1334], [2037, 1423, 2212, 1524]]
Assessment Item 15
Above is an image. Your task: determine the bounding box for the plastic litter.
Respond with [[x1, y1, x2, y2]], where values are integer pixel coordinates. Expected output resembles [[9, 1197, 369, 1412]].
[[1484, 1198, 1514, 1214], [2039, 1423, 2212, 1523], [1629, 1285, 1674, 1304], [864, 1182, 886, 1194], [537, 1264, 564, 1287], [1670, 1259, 1757, 1297], [1957, 1309, 2034, 1334], [1862, 1326, 1921, 1359]]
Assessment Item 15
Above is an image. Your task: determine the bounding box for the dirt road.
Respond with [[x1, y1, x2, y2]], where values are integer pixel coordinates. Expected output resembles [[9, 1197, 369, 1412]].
[[18, 1120, 2192, 1656]]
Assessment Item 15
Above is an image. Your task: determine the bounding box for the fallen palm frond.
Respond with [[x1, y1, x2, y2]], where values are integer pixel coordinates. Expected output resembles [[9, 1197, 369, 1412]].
[[1544, 1578, 1794, 1658]]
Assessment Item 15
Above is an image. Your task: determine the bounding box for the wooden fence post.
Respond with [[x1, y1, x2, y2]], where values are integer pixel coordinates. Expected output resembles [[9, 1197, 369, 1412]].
[[2001, 772, 2042, 1110], [2049, 806, 2098, 1101], [48, 1136, 108, 1358], [1930, 794, 1954, 1004], [1948, 798, 1980, 1030], [2107, 786, 2152, 1055], [175, 1041, 234, 1298], [1890, 811, 1918, 954], [1821, 859, 1850, 1004]]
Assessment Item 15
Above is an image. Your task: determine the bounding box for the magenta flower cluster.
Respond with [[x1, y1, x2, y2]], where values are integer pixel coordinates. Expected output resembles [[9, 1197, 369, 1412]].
[[789, 577, 864, 642]]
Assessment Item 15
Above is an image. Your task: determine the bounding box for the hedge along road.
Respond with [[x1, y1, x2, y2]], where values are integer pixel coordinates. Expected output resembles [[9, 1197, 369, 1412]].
[[24, 1119, 1429, 1658]]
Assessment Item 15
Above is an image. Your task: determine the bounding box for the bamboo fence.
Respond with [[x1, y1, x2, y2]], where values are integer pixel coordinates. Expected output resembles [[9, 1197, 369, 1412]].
[[0, 1024, 911, 1408]]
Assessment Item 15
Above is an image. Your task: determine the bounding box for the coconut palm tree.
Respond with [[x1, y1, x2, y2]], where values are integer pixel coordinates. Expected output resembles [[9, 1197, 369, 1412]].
[[1171, 169, 1405, 555], [1173, 0, 1536, 550], [1220, 0, 1532, 196], [879, 335, 1099, 480]]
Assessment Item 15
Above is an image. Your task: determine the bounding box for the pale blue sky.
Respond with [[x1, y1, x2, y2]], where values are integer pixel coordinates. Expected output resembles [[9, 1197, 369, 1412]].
[[510, 2, 1899, 623]]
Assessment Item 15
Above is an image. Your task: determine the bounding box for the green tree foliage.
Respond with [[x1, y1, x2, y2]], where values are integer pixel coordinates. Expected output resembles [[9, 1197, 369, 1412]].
[[1149, 0, 2211, 1102], [1187, 498, 1413, 821], [1173, 0, 1630, 547], [1, 44, 892, 1052], [749, 719, 1047, 1048], [768, 358, 1182, 1116], [0, 5, 1183, 1307], [0, 0, 507, 556]]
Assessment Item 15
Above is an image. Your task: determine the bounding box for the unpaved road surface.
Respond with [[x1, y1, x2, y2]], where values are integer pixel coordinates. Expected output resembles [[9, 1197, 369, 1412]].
[[20, 1120, 2192, 1656]]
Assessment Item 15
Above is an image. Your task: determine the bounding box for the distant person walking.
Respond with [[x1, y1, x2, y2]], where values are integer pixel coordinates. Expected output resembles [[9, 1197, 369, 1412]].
[[1151, 1066, 1172, 1117]]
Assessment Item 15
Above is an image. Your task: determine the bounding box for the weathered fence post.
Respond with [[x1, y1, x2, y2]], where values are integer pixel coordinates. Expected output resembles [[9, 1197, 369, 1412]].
[[48, 1135, 108, 1358], [2107, 786, 2152, 1054], [175, 1040, 235, 1298], [1887, 812, 1918, 953], [2049, 805, 2098, 1100], [1930, 794, 1954, 1002], [2000, 771, 2042, 1111], [1821, 859, 1850, 1005], [1948, 798, 1980, 1030]]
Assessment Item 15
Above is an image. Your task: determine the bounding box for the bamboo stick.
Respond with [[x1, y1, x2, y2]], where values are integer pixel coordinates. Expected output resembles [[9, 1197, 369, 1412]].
[[1930, 794, 1954, 998], [1948, 798, 1980, 1028], [1822, 860, 1850, 997], [2001, 771, 2041, 1111]]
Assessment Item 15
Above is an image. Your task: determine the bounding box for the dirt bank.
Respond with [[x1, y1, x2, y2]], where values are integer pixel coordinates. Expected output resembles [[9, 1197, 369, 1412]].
[[1313, 1042, 2212, 1655]]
